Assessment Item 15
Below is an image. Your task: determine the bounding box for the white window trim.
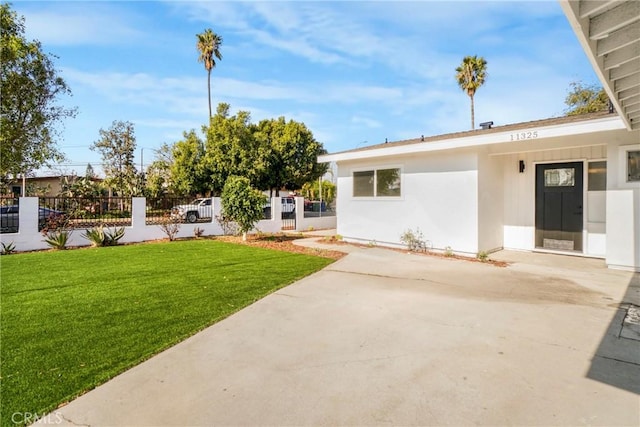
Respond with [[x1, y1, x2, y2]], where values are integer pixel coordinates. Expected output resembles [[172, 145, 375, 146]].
[[618, 145, 640, 187], [351, 165, 403, 200]]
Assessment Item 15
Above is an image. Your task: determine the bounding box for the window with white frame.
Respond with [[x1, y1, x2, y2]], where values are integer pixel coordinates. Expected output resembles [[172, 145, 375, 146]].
[[627, 150, 640, 182], [353, 168, 401, 197]]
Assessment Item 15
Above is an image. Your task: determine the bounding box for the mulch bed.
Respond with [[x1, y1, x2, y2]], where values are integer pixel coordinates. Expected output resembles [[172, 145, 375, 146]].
[[215, 234, 346, 260]]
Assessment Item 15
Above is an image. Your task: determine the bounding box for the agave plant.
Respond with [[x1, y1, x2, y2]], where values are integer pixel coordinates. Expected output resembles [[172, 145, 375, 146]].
[[1, 241, 16, 255], [83, 226, 106, 247], [83, 225, 125, 247], [104, 227, 125, 246], [43, 230, 71, 250]]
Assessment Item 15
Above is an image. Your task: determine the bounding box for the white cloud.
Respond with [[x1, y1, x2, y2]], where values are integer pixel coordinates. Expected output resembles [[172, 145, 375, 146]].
[[62, 67, 407, 108], [18, 3, 145, 46]]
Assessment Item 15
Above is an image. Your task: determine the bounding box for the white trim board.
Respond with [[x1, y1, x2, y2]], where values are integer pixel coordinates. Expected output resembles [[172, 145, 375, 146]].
[[320, 116, 626, 163]]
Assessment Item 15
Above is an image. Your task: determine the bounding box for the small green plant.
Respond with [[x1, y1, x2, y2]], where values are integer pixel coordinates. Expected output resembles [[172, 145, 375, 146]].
[[158, 212, 181, 241], [367, 240, 377, 248], [335, 234, 343, 241], [400, 228, 428, 252], [444, 246, 454, 257], [106, 227, 125, 245], [193, 226, 204, 238], [41, 213, 72, 250], [83, 225, 125, 247], [43, 230, 71, 250], [477, 250, 489, 262], [307, 226, 315, 232], [1, 241, 16, 255], [83, 226, 105, 246]]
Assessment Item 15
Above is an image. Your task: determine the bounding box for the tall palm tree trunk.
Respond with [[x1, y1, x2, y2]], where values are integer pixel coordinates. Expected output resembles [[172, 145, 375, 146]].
[[470, 94, 475, 129], [207, 69, 212, 119]]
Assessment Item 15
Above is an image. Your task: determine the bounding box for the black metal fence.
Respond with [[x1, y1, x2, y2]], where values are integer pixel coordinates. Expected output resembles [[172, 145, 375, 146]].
[[39, 197, 133, 229], [146, 197, 213, 225], [0, 197, 20, 233], [262, 201, 273, 220]]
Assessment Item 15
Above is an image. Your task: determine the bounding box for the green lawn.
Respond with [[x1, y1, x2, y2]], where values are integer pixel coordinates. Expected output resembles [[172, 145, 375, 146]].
[[0, 239, 333, 426]]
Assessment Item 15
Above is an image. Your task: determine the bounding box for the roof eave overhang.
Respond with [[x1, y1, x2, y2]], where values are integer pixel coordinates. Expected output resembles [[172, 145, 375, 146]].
[[559, 0, 640, 132], [318, 115, 626, 163]]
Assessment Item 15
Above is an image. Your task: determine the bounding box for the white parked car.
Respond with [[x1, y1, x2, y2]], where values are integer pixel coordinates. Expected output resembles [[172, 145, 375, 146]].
[[263, 197, 296, 219], [171, 198, 213, 223], [281, 197, 296, 215]]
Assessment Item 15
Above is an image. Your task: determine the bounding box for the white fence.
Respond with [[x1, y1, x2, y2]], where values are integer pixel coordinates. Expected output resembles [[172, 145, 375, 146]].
[[0, 196, 336, 253]]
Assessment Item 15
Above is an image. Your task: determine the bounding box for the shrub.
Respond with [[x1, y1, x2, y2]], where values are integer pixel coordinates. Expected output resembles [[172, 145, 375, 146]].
[[400, 228, 428, 252], [157, 212, 181, 241], [444, 246, 454, 257], [221, 176, 267, 241], [193, 227, 204, 238], [215, 213, 239, 236]]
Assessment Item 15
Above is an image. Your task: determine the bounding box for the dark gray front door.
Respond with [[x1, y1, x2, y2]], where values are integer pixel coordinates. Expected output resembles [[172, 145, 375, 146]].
[[535, 162, 583, 252]]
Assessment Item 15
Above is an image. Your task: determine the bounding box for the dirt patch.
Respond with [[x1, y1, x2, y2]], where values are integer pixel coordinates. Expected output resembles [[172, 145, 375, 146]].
[[216, 234, 345, 260], [317, 236, 508, 267]]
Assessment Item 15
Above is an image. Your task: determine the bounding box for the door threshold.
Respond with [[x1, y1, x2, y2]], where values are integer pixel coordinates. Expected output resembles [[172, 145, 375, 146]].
[[533, 248, 604, 259]]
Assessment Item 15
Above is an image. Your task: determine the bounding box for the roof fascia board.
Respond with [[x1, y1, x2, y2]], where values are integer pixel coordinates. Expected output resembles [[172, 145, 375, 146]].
[[318, 116, 625, 163]]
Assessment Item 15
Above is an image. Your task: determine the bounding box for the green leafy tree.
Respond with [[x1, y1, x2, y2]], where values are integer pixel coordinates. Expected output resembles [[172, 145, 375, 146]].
[[196, 28, 223, 119], [25, 182, 50, 197], [254, 117, 327, 195], [59, 175, 104, 198], [91, 120, 139, 196], [145, 143, 173, 198], [301, 179, 336, 205], [0, 3, 76, 182], [221, 175, 267, 241], [564, 81, 609, 116], [170, 130, 207, 196], [204, 103, 259, 194], [455, 55, 488, 129], [200, 103, 327, 195]]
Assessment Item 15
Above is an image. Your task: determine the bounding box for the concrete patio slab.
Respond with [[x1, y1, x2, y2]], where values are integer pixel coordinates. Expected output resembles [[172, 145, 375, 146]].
[[38, 246, 639, 426]]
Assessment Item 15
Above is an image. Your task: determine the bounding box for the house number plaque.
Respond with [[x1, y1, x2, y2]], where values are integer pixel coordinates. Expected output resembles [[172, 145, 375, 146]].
[[510, 131, 538, 141]]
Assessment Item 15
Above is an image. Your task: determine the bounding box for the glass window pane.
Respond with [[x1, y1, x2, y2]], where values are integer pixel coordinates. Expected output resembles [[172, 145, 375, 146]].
[[376, 168, 401, 197], [544, 168, 575, 187], [588, 161, 606, 191], [353, 171, 374, 197], [628, 151, 640, 182]]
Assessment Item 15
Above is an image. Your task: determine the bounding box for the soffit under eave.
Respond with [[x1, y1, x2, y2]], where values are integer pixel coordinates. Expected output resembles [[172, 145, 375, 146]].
[[559, 0, 640, 131]]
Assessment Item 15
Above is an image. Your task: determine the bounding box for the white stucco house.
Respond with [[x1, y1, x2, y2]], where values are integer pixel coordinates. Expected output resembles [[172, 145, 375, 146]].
[[319, 0, 640, 271]]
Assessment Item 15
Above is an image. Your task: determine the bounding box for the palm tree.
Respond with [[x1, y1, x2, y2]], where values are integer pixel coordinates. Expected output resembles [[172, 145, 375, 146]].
[[455, 55, 487, 130], [196, 29, 223, 119]]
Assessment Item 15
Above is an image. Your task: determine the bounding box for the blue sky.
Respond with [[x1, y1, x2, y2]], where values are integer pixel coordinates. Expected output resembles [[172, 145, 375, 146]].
[[12, 0, 599, 177]]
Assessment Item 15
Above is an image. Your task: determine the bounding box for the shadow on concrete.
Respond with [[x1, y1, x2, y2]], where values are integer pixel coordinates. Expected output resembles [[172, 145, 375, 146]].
[[587, 273, 640, 394]]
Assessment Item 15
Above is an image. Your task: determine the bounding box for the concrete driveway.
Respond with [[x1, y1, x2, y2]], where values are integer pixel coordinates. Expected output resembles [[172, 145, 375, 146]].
[[40, 245, 639, 426]]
